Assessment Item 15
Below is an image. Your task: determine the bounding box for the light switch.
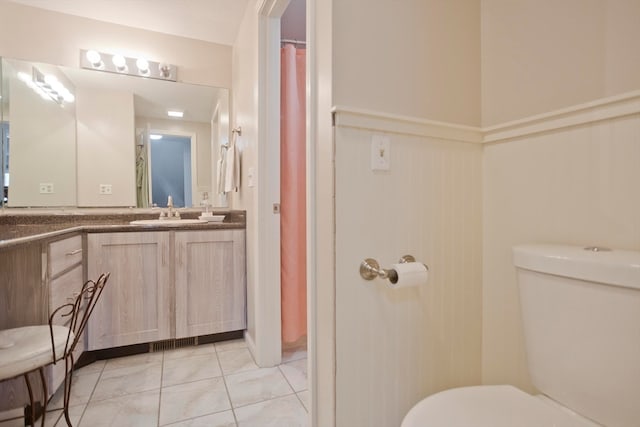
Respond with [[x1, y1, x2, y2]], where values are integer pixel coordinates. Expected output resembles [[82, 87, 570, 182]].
[[371, 134, 391, 171], [247, 167, 255, 188]]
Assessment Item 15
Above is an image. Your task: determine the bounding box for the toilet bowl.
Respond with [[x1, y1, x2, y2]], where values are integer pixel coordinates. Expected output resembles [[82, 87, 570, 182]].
[[402, 244, 640, 427], [401, 385, 599, 427]]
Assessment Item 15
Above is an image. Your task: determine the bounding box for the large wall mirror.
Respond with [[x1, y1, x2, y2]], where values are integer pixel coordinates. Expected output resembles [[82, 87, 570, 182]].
[[0, 57, 229, 209]]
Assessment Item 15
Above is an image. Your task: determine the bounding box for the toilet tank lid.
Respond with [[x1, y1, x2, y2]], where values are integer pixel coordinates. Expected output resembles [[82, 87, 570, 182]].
[[513, 244, 640, 290]]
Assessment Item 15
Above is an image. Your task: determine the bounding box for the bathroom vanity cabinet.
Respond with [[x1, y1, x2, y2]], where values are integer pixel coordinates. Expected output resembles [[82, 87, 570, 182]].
[[86, 229, 246, 350]]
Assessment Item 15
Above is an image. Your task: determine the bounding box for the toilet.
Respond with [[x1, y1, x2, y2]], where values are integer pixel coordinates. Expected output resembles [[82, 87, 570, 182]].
[[402, 244, 640, 427]]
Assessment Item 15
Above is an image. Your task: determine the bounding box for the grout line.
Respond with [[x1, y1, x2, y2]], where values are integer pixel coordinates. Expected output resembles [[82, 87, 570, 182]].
[[294, 390, 309, 414], [48, 409, 63, 427], [157, 350, 165, 427], [74, 358, 107, 426], [215, 350, 239, 426], [278, 364, 297, 394]]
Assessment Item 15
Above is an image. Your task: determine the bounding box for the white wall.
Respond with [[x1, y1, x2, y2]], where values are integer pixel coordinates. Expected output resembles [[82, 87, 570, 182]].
[[483, 105, 640, 391], [327, 1, 484, 426], [481, 0, 640, 126], [76, 87, 136, 206], [481, 0, 640, 391], [333, 0, 481, 126], [309, 0, 336, 424], [334, 116, 483, 427], [230, 0, 264, 363]]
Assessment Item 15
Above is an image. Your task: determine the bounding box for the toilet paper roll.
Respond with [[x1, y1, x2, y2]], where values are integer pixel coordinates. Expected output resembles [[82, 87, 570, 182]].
[[389, 262, 428, 288]]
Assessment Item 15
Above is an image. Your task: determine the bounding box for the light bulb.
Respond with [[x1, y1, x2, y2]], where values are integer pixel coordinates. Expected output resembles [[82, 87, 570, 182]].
[[44, 74, 58, 86], [50, 81, 64, 93], [112, 54, 127, 72], [17, 72, 30, 82], [86, 50, 102, 67], [136, 57, 149, 74], [158, 63, 172, 79], [63, 92, 75, 103], [149, 134, 163, 140]]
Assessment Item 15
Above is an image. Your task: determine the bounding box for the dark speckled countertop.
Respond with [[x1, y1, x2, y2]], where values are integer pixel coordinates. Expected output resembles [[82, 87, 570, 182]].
[[0, 208, 246, 249]]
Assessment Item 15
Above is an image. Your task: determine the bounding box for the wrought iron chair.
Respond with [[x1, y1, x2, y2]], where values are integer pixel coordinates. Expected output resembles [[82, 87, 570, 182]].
[[0, 273, 109, 426]]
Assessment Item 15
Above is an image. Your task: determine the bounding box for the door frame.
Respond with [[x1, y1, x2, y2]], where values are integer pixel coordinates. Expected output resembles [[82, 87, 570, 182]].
[[257, 0, 332, 426]]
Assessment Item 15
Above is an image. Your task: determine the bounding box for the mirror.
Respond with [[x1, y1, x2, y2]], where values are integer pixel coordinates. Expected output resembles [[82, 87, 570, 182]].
[[0, 57, 229, 208]]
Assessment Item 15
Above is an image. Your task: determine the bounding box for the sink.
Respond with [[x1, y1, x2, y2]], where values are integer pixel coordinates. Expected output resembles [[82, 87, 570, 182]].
[[129, 219, 208, 226]]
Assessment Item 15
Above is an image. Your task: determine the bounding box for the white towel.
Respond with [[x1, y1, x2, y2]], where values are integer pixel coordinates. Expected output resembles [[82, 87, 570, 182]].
[[224, 135, 240, 193], [217, 145, 226, 194]]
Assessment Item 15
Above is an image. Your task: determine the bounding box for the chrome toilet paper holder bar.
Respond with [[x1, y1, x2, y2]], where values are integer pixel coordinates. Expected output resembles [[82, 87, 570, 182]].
[[360, 255, 418, 284]]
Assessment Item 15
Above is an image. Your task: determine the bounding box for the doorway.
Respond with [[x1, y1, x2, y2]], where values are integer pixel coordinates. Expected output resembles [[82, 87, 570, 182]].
[[147, 130, 196, 208]]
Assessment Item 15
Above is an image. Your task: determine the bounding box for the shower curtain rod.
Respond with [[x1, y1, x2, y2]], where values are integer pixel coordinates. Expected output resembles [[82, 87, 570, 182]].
[[281, 38, 307, 45]]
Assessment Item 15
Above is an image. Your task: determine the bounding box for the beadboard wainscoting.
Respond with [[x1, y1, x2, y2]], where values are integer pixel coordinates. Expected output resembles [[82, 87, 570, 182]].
[[333, 108, 483, 427], [482, 91, 640, 391]]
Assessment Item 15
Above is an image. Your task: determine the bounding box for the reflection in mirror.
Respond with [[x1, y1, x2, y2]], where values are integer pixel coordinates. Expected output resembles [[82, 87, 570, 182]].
[[0, 56, 229, 209], [1, 58, 77, 207], [148, 132, 194, 208]]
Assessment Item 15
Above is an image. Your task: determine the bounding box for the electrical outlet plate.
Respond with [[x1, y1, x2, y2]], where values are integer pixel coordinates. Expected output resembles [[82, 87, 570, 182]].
[[99, 184, 113, 195], [371, 134, 391, 171], [39, 183, 54, 194]]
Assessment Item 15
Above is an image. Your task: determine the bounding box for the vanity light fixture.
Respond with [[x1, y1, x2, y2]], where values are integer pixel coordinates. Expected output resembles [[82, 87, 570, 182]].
[[18, 67, 75, 105], [149, 134, 163, 140], [80, 49, 177, 81], [167, 110, 184, 118]]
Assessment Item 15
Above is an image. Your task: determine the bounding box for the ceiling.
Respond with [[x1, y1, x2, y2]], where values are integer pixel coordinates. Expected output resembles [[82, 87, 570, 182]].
[[8, 0, 249, 46]]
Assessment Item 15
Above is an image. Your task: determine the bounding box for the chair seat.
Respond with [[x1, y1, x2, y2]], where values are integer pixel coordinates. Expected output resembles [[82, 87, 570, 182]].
[[0, 325, 73, 380]]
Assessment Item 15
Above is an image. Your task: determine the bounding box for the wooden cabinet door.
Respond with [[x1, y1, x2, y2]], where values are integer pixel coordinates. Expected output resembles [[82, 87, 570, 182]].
[[174, 230, 246, 338], [87, 232, 171, 350]]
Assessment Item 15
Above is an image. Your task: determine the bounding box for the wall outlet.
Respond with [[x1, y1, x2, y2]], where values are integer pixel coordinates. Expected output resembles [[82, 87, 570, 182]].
[[371, 134, 391, 171], [99, 184, 113, 195], [39, 183, 54, 194]]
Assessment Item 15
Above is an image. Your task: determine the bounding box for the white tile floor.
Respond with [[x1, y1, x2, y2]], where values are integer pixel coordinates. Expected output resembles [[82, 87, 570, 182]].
[[0, 339, 308, 427]]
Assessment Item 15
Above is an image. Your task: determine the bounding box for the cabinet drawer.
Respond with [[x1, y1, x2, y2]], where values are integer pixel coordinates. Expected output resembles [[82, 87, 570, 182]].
[[49, 235, 83, 277], [49, 264, 83, 314]]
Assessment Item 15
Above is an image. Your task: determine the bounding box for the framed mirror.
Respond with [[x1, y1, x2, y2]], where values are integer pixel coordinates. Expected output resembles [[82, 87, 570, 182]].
[[0, 56, 229, 209]]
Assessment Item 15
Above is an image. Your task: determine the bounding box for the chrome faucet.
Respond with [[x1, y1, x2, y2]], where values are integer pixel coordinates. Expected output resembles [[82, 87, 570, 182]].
[[159, 195, 180, 220]]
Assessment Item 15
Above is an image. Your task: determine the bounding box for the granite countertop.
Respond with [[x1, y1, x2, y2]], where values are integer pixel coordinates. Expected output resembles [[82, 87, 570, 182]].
[[0, 208, 246, 249]]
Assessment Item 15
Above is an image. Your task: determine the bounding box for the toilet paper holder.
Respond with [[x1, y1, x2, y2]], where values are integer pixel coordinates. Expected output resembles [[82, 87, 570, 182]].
[[360, 255, 425, 284]]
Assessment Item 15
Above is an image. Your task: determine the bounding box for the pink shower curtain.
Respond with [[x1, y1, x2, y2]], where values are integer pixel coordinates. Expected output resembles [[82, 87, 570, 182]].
[[280, 44, 307, 344]]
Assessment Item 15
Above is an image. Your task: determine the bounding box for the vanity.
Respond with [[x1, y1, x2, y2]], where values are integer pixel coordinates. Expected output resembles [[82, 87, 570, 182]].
[[0, 209, 246, 412]]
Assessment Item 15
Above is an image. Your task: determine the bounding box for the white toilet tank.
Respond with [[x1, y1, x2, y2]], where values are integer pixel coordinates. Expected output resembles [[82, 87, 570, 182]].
[[513, 245, 640, 427]]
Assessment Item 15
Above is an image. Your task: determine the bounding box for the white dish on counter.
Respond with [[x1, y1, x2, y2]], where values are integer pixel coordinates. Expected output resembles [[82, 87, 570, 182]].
[[199, 214, 226, 222]]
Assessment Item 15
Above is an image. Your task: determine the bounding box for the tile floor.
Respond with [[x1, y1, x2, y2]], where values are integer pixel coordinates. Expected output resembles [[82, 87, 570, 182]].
[[0, 339, 308, 427]]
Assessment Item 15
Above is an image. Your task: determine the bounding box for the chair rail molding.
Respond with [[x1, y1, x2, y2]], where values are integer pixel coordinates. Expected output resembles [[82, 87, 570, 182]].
[[333, 89, 640, 145]]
